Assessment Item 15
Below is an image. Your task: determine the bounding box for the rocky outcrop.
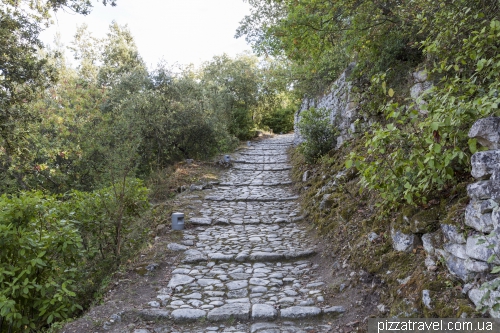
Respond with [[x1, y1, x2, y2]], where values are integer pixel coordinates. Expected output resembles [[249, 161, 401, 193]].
[[294, 63, 358, 147]]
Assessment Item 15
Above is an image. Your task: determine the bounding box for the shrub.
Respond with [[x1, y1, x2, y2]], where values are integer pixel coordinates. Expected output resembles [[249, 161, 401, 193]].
[[297, 107, 338, 161], [260, 107, 295, 133], [0, 192, 83, 332]]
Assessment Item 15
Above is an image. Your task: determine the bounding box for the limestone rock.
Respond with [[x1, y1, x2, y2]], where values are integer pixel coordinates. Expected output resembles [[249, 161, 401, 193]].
[[391, 227, 420, 252], [171, 309, 206, 322], [207, 303, 250, 321], [468, 278, 500, 318], [323, 306, 346, 316], [467, 181, 492, 201], [167, 243, 188, 251], [421, 230, 443, 255], [251, 304, 277, 321], [167, 274, 195, 289], [466, 235, 500, 264], [468, 117, 500, 150], [189, 217, 212, 225], [280, 306, 321, 319], [471, 150, 500, 179], [443, 243, 468, 260], [367, 232, 380, 242], [464, 258, 490, 273], [422, 290, 432, 309], [465, 202, 494, 233], [302, 170, 310, 182], [440, 224, 466, 244], [436, 249, 474, 282]]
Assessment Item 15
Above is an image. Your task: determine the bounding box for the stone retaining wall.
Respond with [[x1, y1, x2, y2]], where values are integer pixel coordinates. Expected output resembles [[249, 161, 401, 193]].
[[390, 117, 500, 317], [293, 63, 358, 147]]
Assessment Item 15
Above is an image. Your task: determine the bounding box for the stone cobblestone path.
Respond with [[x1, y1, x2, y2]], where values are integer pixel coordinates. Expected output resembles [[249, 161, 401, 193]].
[[134, 135, 345, 333]]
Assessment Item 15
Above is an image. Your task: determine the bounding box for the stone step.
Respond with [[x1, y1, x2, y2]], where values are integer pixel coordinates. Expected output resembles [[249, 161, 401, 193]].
[[232, 165, 292, 171], [219, 181, 293, 187], [233, 160, 289, 164], [204, 196, 299, 202], [144, 260, 345, 325], [222, 170, 291, 184], [124, 135, 349, 333], [189, 215, 304, 226]]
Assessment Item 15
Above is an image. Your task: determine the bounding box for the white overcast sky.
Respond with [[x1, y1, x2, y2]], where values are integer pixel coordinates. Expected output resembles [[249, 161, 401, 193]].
[[40, 0, 253, 69]]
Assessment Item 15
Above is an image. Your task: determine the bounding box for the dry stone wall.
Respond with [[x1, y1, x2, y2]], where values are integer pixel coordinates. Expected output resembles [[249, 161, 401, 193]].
[[293, 63, 358, 148], [390, 117, 500, 317]]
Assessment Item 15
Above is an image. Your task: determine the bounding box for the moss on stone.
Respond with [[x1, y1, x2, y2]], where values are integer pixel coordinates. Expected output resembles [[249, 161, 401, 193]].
[[410, 206, 441, 233]]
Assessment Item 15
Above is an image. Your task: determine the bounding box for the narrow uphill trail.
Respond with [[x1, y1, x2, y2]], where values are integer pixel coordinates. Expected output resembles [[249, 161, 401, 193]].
[[75, 134, 364, 333], [132, 134, 347, 333]]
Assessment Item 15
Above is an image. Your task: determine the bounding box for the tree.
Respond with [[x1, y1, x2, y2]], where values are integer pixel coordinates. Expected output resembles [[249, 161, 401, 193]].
[[0, 0, 118, 191], [200, 54, 259, 140]]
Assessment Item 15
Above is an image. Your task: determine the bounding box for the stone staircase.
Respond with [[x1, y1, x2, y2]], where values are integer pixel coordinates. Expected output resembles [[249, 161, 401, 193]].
[[130, 134, 345, 333]]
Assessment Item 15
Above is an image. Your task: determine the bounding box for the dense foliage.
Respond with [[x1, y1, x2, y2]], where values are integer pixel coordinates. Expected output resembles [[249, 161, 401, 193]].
[[239, 0, 500, 206]]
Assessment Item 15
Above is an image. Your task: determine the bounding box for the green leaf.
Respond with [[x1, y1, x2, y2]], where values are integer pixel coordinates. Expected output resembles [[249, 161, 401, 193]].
[[388, 88, 394, 97], [469, 138, 478, 154], [491, 266, 500, 274], [431, 122, 440, 131]]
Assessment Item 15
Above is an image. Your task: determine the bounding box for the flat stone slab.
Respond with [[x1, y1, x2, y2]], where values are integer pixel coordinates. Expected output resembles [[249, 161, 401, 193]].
[[324, 306, 346, 316], [207, 303, 251, 321], [136, 309, 171, 321], [190, 217, 212, 225], [167, 274, 195, 288], [167, 243, 188, 251], [171, 308, 206, 322], [252, 304, 277, 321], [250, 322, 280, 333], [280, 306, 322, 319]]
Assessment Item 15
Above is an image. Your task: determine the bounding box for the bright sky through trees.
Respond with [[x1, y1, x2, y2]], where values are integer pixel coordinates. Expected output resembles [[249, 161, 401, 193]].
[[40, 0, 252, 68]]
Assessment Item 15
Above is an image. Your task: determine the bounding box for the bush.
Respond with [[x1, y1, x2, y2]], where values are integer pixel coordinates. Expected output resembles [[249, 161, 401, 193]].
[[0, 192, 83, 332], [260, 107, 295, 133], [0, 179, 150, 332], [297, 107, 338, 161]]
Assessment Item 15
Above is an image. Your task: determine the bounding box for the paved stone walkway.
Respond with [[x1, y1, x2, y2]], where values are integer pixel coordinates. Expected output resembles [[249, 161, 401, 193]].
[[136, 135, 344, 333]]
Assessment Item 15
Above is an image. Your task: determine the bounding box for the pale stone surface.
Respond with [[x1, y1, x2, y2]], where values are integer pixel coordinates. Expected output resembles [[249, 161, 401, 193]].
[[469, 117, 500, 150], [391, 228, 419, 252], [280, 306, 321, 319], [167, 274, 195, 288], [471, 150, 500, 179], [467, 181, 493, 200], [422, 290, 432, 309], [436, 249, 474, 282], [466, 235, 500, 264], [251, 304, 277, 320], [422, 230, 443, 255], [171, 309, 206, 322], [144, 135, 345, 331], [167, 243, 188, 251], [440, 224, 465, 244], [207, 303, 251, 321]]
